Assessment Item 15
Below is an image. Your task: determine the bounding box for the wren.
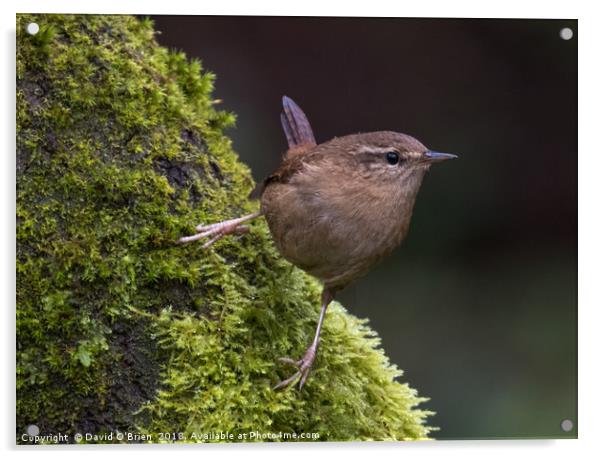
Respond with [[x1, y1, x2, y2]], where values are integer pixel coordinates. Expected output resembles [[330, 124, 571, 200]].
[[178, 96, 457, 390]]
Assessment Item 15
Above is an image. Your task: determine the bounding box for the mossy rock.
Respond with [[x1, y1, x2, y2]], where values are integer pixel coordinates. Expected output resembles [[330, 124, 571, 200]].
[[16, 14, 433, 443]]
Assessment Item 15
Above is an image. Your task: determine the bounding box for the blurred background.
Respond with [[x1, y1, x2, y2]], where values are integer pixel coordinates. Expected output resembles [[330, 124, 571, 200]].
[[150, 16, 577, 439]]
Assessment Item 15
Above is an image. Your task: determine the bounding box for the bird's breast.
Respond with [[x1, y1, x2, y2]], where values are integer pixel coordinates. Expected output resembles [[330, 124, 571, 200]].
[[261, 177, 418, 290]]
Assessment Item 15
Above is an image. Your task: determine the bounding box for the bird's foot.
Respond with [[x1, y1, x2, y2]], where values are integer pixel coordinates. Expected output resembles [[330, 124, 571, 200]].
[[273, 343, 317, 390], [177, 213, 260, 248]]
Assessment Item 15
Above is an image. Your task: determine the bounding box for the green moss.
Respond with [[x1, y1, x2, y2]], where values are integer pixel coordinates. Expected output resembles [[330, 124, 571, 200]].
[[16, 14, 433, 443]]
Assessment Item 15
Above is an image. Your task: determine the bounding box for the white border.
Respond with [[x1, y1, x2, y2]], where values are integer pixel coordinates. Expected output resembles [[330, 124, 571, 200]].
[[7, 0, 582, 18], [3, 1, 600, 458]]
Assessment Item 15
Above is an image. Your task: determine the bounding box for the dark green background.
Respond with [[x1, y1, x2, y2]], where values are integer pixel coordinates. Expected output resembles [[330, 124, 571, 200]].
[[150, 16, 577, 439]]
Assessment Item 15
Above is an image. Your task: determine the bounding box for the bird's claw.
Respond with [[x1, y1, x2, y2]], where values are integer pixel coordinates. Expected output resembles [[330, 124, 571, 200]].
[[177, 220, 250, 247], [277, 357, 301, 367], [273, 346, 317, 390], [177, 211, 260, 247]]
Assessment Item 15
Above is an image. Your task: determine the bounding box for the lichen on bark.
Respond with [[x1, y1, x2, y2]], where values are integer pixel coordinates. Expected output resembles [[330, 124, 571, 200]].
[[16, 13, 433, 443]]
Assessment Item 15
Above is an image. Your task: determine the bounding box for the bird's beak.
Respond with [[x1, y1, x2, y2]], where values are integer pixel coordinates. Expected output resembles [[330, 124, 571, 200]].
[[423, 150, 458, 163]]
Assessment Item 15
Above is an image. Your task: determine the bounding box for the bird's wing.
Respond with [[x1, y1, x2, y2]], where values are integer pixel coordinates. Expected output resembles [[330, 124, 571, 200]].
[[249, 148, 328, 200], [249, 153, 306, 200]]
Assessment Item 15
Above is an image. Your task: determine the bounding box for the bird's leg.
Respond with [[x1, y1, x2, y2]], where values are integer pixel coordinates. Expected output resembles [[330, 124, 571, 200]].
[[177, 211, 263, 248], [274, 288, 334, 390]]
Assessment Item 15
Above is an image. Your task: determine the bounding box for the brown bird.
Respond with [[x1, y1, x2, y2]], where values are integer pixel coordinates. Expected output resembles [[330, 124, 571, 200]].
[[178, 96, 456, 390]]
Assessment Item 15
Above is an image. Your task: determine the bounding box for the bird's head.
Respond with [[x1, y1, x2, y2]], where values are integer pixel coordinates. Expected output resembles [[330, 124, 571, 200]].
[[321, 131, 457, 197]]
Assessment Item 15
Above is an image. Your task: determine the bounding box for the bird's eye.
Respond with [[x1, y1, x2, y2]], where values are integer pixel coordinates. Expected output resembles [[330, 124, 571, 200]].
[[385, 151, 400, 165]]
